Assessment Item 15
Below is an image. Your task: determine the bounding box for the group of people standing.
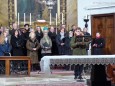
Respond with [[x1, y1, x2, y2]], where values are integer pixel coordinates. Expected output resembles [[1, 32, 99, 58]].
[[0, 23, 105, 80]]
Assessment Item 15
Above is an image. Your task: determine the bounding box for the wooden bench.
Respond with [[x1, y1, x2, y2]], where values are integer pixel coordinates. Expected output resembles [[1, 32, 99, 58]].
[[0, 56, 31, 76]]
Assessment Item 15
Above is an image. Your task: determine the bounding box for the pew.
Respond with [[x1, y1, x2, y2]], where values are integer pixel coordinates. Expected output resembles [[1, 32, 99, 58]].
[[0, 56, 31, 76]]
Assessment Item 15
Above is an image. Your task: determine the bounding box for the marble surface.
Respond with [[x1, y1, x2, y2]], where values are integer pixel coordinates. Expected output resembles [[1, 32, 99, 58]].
[[0, 71, 88, 86]]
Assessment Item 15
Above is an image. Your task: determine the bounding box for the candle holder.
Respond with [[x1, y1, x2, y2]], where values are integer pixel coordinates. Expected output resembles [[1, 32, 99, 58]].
[[84, 19, 89, 28]]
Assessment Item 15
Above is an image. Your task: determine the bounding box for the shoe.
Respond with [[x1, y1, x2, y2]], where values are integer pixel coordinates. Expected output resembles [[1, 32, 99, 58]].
[[78, 76, 83, 80], [74, 76, 78, 79]]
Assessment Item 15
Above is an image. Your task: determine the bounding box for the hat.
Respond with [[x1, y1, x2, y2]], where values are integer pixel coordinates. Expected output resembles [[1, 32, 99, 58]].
[[43, 27, 48, 30]]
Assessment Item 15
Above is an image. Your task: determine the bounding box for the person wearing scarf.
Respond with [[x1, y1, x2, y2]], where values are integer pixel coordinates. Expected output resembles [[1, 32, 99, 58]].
[[56, 27, 71, 55], [40, 27, 52, 57]]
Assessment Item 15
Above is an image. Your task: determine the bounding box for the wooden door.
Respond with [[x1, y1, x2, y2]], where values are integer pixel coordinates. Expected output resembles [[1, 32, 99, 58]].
[[91, 14, 115, 54]]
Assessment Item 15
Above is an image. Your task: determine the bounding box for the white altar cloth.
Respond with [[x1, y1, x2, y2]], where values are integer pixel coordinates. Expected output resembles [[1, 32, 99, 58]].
[[40, 55, 115, 75]]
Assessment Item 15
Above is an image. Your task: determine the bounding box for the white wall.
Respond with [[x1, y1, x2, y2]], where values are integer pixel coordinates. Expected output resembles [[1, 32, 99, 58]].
[[77, 0, 115, 34]]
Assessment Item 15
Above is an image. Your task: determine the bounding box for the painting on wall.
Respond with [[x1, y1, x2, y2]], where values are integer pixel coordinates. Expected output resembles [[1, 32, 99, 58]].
[[17, 0, 57, 22]]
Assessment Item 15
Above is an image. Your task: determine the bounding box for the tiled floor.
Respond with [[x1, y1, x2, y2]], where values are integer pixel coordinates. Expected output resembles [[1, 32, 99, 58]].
[[0, 70, 88, 86]]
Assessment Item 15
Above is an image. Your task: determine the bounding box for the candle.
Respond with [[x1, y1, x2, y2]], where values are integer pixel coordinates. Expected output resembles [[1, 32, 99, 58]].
[[56, 13, 57, 34], [24, 13, 26, 25], [18, 13, 19, 25], [87, 15, 88, 19], [62, 13, 63, 24], [50, 12, 52, 25], [30, 13, 31, 25], [56, 13, 57, 26]]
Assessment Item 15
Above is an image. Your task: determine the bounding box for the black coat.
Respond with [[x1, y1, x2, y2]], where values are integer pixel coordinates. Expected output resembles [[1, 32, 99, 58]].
[[48, 31, 58, 55], [56, 32, 71, 55], [24, 31, 30, 41], [35, 31, 43, 61], [35, 31, 43, 43], [92, 37, 105, 55], [11, 35, 24, 56], [9, 29, 15, 36], [91, 38, 107, 86], [20, 33, 28, 56]]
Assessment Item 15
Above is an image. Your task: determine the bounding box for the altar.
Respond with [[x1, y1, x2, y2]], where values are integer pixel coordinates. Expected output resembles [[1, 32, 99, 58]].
[[40, 55, 115, 75], [34, 20, 49, 30]]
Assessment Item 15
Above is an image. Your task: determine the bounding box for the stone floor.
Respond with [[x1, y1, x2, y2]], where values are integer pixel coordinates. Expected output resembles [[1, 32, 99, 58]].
[[0, 70, 89, 86]]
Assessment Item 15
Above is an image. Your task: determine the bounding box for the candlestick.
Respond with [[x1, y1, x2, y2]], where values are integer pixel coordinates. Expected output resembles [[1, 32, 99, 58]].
[[50, 12, 52, 25], [56, 13, 57, 34], [56, 13, 57, 26], [24, 13, 26, 25], [18, 13, 19, 25], [62, 13, 63, 24], [30, 13, 31, 25]]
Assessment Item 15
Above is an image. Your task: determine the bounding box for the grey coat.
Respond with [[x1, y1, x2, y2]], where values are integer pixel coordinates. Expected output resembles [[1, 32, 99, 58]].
[[40, 36, 52, 54]]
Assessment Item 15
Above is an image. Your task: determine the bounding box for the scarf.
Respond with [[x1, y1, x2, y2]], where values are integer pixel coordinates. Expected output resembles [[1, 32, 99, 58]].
[[44, 36, 50, 44], [60, 32, 64, 40]]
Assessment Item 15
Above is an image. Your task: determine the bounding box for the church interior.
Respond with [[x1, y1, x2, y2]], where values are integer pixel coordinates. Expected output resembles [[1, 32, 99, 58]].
[[0, 0, 115, 86]]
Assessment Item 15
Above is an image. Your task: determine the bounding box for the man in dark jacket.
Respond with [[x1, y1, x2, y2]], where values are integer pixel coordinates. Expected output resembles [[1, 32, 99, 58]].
[[22, 24, 30, 56], [91, 32, 109, 86], [92, 32, 105, 55], [48, 26, 58, 55]]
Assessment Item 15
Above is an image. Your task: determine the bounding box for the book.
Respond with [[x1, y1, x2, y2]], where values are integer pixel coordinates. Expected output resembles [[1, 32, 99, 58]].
[[75, 36, 92, 43]]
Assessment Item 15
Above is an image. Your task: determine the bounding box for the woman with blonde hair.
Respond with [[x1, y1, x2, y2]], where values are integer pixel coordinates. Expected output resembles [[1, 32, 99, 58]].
[[4, 28, 11, 44], [0, 31, 12, 56], [26, 31, 40, 71], [40, 27, 52, 57]]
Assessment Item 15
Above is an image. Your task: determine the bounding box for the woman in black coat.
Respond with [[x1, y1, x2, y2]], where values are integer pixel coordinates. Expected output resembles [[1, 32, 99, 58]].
[[35, 26, 43, 43], [56, 27, 71, 55], [11, 30, 24, 56]]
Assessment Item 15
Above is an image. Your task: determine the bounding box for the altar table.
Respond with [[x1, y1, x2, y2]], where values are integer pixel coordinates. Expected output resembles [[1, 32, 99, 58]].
[[40, 55, 115, 75]]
